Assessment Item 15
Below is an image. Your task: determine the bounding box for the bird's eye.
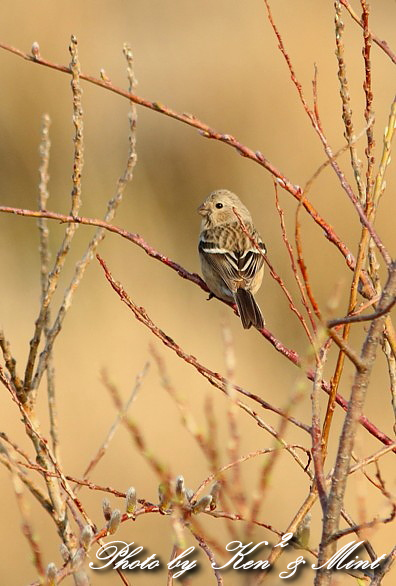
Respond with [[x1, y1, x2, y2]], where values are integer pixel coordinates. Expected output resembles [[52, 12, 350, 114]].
[[215, 202, 223, 209]]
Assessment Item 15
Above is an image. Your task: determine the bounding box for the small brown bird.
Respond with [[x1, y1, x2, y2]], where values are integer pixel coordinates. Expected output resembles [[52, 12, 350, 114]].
[[198, 189, 266, 329]]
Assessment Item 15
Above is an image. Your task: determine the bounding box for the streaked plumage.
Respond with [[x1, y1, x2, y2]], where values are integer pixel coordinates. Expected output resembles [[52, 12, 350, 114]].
[[197, 189, 266, 329]]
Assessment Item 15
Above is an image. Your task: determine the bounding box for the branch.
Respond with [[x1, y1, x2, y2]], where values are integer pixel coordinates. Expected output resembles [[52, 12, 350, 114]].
[[328, 297, 396, 328], [0, 205, 393, 449], [0, 40, 377, 296], [316, 261, 396, 585], [339, 0, 396, 65], [23, 38, 85, 399], [370, 545, 396, 585], [263, 0, 392, 268], [97, 254, 312, 476], [233, 205, 315, 347], [334, 1, 365, 203]]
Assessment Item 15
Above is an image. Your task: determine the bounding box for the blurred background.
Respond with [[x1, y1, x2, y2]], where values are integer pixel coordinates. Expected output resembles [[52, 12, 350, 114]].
[[0, 1, 395, 584]]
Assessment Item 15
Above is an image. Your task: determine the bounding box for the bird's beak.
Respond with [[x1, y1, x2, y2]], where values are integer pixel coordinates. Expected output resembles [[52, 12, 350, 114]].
[[197, 203, 209, 216]]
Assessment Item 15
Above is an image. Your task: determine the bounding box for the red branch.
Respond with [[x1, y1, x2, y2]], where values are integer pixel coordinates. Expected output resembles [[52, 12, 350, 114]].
[[339, 0, 396, 65], [263, 0, 391, 268], [96, 253, 396, 452], [0, 205, 393, 448], [0, 41, 376, 295]]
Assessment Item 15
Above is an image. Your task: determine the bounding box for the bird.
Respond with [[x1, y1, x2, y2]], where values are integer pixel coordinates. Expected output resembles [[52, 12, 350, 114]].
[[197, 189, 266, 329]]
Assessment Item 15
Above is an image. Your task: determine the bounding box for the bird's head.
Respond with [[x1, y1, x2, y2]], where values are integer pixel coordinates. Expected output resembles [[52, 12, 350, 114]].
[[197, 189, 252, 228]]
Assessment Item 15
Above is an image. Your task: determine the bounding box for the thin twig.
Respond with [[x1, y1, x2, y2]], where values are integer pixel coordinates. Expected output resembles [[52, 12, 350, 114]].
[[23, 37, 85, 399], [349, 443, 396, 475], [189, 528, 224, 586], [335, 1, 365, 203], [29, 43, 138, 395], [328, 506, 396, 543], [264, 0, 391, 268], [303, 114, 374, 195], [0, 365, 94, 529], [328, 297, 396, 328], [37, 113, 59, 461], [76, 362, 149, 491], [0, 330, 23, 397], [340, 508, 377, 562], [247, 394, 300, 539], [327, 328, 367, 372], [233, 206, 315, 347], [339, 0, 396, 65], [5, 449, 45, 579], [361, 0, 375, 207], [254, 490, 319, 585], [295, 197, 321, 320], [222, 325, 248, 518], [103, 375, 172, 483], [193, 446, 309, 502], [311, 344, 330, 513], [0, 451, 53, 515], [274, 185, 317, 334], [369, 545, 396, 586]]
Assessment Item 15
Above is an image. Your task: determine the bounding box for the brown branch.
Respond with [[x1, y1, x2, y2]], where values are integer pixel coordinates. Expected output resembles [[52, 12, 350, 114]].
[[316, 261, 396, 585], [339, 508, 378, 563], [193, 446, 310, 503], [151, 346, 222, 469], [349, 443, 396, 475], [247, 395, 302, 538], [98, 252, 396, 459], [189, 528, 223, 586], [0, 366, 94, 529], [23, 37, 85, 400], [311, 344, 330, 514], [221, 325, 247, 517], [5, 451, 45, 579], [328, 296, 396, 328], [0, 205, 393, 449], [274, 187, 317, 334], [76, 362, 149, 492], [339, 0, 396, 65], [335, 1, 365, 203], [263, 0, 392, 268], [361, 0, 375, 207], [232, 206, 315, 347], [0, 329, 24, 397], [103, 375, 174, 485], [0, 452, 54, 515], [97, 254, 313, 476], [370, 545, 396, 585], [328, 506, 396, 544], [295, 197, 322, 320], [0, 205, 207, 289], [327, 329, 367, 372], [15, 460, 130, 498], [37, 113, 59, 461], [29, 48, 138, 397]]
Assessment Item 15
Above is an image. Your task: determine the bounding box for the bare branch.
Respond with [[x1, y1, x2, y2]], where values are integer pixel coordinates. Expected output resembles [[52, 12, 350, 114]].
[[339, 0, 396, 65], [0, 40, 378, 295], [328, 296, 396, 328]]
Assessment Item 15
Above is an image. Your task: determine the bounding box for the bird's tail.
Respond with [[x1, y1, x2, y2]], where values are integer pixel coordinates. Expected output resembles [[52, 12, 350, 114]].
[[235, 288, 264, 330]]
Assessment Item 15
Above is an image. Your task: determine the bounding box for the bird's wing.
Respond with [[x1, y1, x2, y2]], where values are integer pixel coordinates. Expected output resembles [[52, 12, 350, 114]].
[[199, 226, 265, 287]]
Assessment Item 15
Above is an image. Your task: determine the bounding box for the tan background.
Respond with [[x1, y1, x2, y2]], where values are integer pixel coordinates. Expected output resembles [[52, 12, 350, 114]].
[[0, 1, 395, 584]]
